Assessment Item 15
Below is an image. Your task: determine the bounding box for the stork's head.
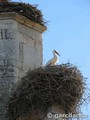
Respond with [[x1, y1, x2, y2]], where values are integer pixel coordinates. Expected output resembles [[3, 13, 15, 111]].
[[53, 49, 60, 56]]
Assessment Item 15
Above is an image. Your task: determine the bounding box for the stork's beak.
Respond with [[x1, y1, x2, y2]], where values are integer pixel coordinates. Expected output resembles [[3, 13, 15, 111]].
[[55, 50, 60, 56]]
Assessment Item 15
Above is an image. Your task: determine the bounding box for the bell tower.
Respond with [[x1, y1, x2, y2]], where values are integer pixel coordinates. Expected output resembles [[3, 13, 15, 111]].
[[0, 1, 46, 120]]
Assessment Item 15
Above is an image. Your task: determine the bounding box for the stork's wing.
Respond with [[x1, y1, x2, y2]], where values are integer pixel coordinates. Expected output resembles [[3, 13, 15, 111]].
[[45, 59, 52, 66]]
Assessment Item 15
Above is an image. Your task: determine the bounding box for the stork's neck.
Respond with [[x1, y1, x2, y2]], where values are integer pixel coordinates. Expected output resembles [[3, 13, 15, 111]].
[[53, 52, 57, 58]]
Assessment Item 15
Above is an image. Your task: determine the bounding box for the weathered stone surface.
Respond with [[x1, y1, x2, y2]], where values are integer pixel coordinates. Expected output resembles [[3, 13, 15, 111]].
[[0, 13, 45, 120]]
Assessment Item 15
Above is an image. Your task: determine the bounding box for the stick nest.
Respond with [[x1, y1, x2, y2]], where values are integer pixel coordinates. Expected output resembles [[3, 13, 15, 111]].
[[7, 63, 85, 120], [0, 2, 46, 26]]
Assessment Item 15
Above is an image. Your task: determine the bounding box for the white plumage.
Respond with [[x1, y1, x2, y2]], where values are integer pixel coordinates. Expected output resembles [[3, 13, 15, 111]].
[[45, 50, 60, 66]]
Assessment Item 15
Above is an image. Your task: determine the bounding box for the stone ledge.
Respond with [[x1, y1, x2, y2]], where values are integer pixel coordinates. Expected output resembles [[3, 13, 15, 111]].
[[0, 12, 47, 33]]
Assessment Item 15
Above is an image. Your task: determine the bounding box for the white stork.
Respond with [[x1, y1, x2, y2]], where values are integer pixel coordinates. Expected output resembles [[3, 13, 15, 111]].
[[45, 50, 60, 66]]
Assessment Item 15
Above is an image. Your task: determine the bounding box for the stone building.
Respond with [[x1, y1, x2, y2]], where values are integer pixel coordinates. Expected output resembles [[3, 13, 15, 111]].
[[0, 1, 46, 120]]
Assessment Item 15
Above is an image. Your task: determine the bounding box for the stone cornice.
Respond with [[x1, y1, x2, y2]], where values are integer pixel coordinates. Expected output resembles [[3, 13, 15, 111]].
[[0, 12, 47, 33]]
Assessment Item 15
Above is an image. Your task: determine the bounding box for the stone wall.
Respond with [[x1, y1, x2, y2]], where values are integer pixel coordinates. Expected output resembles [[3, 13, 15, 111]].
[[0, 15, 46, 120]]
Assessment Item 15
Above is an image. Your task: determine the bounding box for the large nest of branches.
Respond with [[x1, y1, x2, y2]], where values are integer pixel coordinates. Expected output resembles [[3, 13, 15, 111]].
[[0, 2, 46, 26], [7, 63, 85, 120]]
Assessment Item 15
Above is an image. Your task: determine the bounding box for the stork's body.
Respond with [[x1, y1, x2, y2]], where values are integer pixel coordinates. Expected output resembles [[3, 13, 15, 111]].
[[45, 50, 60, 66]]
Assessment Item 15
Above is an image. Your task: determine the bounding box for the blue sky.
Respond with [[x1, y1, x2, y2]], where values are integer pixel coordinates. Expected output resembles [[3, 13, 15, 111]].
[[14, 0, 90, 119]]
